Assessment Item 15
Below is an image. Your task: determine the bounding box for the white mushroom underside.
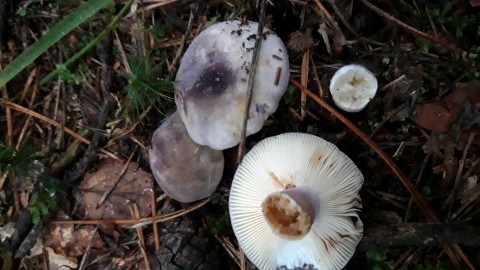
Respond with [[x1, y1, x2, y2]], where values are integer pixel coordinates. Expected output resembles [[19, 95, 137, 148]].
[[229, 133, 363, 270], [329, 64, 378, 112]]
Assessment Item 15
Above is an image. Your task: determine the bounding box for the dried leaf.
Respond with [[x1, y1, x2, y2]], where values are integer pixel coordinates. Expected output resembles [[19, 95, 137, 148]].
[[0, 222, 15, 241], [411, 103, 451, 132], [471, 0, 480, 7], [44, 212, 105, 257], [411, 81, 480, 132], [45, 247, 78, 270], [80, 159, 154, 221]]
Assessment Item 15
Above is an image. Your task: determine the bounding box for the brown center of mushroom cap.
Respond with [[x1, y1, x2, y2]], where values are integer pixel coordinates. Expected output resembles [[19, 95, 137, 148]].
[[261, 187, 316, 240]]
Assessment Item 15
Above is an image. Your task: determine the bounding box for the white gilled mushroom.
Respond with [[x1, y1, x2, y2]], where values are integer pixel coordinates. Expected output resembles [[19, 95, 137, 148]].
[[229, 133, 363, 270], [329, 64, 378, 112], [149, 112, 224, 203], [175, 20, 290, 150]]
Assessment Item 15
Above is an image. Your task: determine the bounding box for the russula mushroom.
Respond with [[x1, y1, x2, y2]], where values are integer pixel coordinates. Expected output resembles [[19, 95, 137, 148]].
[[149, 112, 224, 203], [175, 20, 290, 150], [329, 64, 378, 112], [229, 133, 363, 270]]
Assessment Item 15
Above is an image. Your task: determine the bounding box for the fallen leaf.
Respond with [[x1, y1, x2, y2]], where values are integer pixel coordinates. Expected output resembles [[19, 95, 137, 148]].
[[45, 247, 78, 270], [411, 103, 451, 132], [411, 81, 480, 132], [80, 159, 154, 221], [44, 212, 105, 257], [471, 0, 480, 7], [0, 222, 15, 241]]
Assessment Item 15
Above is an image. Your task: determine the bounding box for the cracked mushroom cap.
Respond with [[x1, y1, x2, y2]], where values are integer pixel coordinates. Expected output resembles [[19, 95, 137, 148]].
[[229, 133, 363, 270], [149, 112, 224, 203], [329, 64, 378, 112], [175, 20, 290, 150]]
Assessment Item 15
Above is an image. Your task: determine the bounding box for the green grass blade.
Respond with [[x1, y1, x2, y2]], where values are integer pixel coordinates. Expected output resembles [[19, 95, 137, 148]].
[[0, 0, 114, 88], [40, 0, 134, 86]]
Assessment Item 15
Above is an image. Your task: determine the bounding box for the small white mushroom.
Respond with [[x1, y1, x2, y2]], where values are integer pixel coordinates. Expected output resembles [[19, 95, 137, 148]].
[[175, 20, 290, 150], [149, 112, 224, 203], [329, 64, 378, 112], [229, 133, 363, 270]]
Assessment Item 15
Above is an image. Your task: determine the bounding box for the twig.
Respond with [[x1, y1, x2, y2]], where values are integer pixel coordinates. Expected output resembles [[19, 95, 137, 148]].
[[125, 0, 180, 18], [51, 198, 210, 225], [0, 98, 120, 161], [19, 67, 38, 102], [290, 78, 475, 270], [358, 0, 461, 53], [214, 236, 241, 268], [78, 225, 99, 270], [96, 148, 136, 209], [63, 36, 118, 184], [16, 68, 40, 150], [300, 50, 309, 119], [404, 153, 431, 222], [447, 132, 476, 221], [359, 223, 480, 250], [236, 0, 268, 162], [0, 71, 21, 215], [167, 7, 194, 77], [151, 191, 160, 251], [313, 0, 340, 30], [326, 0, 359, 37], [129, 203, 151, 270], [1, 70, 13, 147], [309, 56, 324, 98]]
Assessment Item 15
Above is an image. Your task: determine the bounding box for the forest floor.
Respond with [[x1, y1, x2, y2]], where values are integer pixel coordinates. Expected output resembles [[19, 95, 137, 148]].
[[0, 0, 479, 269]]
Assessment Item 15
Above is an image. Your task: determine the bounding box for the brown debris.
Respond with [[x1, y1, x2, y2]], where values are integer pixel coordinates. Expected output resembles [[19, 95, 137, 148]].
[[44, 212, 105, 257], [286, 31, 314, 58], [79, 159, 154, 222], [411, 81, 480, 134]]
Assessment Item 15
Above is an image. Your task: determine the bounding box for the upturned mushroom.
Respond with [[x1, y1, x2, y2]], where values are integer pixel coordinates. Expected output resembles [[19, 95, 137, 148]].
[[329, 64, 378, 112], [149, 112, 224, 203], [175, 20, 290, 150], [229, 133, 363, 270]]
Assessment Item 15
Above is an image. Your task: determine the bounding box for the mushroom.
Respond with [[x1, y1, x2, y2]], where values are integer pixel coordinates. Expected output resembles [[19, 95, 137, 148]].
[[149, 112, 224, 203], [175, 20, 290, 150], [329, 64, 378, 112], [229, 133, 363, 270]]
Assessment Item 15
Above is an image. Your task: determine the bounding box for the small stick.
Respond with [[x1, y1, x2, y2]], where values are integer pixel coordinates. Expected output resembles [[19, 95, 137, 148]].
[[447, 132, 476, 221], [404, 153, 431, 222], [313, 0, 340, 30], [16, 68, 40, 150], [237, 0, 268, 162], [167, 8, 194, 76], [359, 0, 461, 53], [78, 225, 99, 270], [1, 74, 13, 147], [0, 98, 121, 161], [300, 50, 309, 119], [309, 56, 324, 98], [151, 191, 160, 251], [19, 66, 38, 102], [96, 148, 136, 209], [215, 236, 241, 268], [52, 198, 210, 225], [129, 203, 151, 270]]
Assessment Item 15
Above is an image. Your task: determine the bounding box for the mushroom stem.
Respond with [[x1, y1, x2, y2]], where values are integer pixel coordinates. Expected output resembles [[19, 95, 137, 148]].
[[261, 186, 317, 240]]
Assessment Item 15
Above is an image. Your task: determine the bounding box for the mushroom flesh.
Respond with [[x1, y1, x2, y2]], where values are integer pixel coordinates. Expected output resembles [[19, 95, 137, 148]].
[[175, 20, 290, 150], [229, 133, 363, 270], [329, 64, 378, 112], [149, 112, 224, 203]]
